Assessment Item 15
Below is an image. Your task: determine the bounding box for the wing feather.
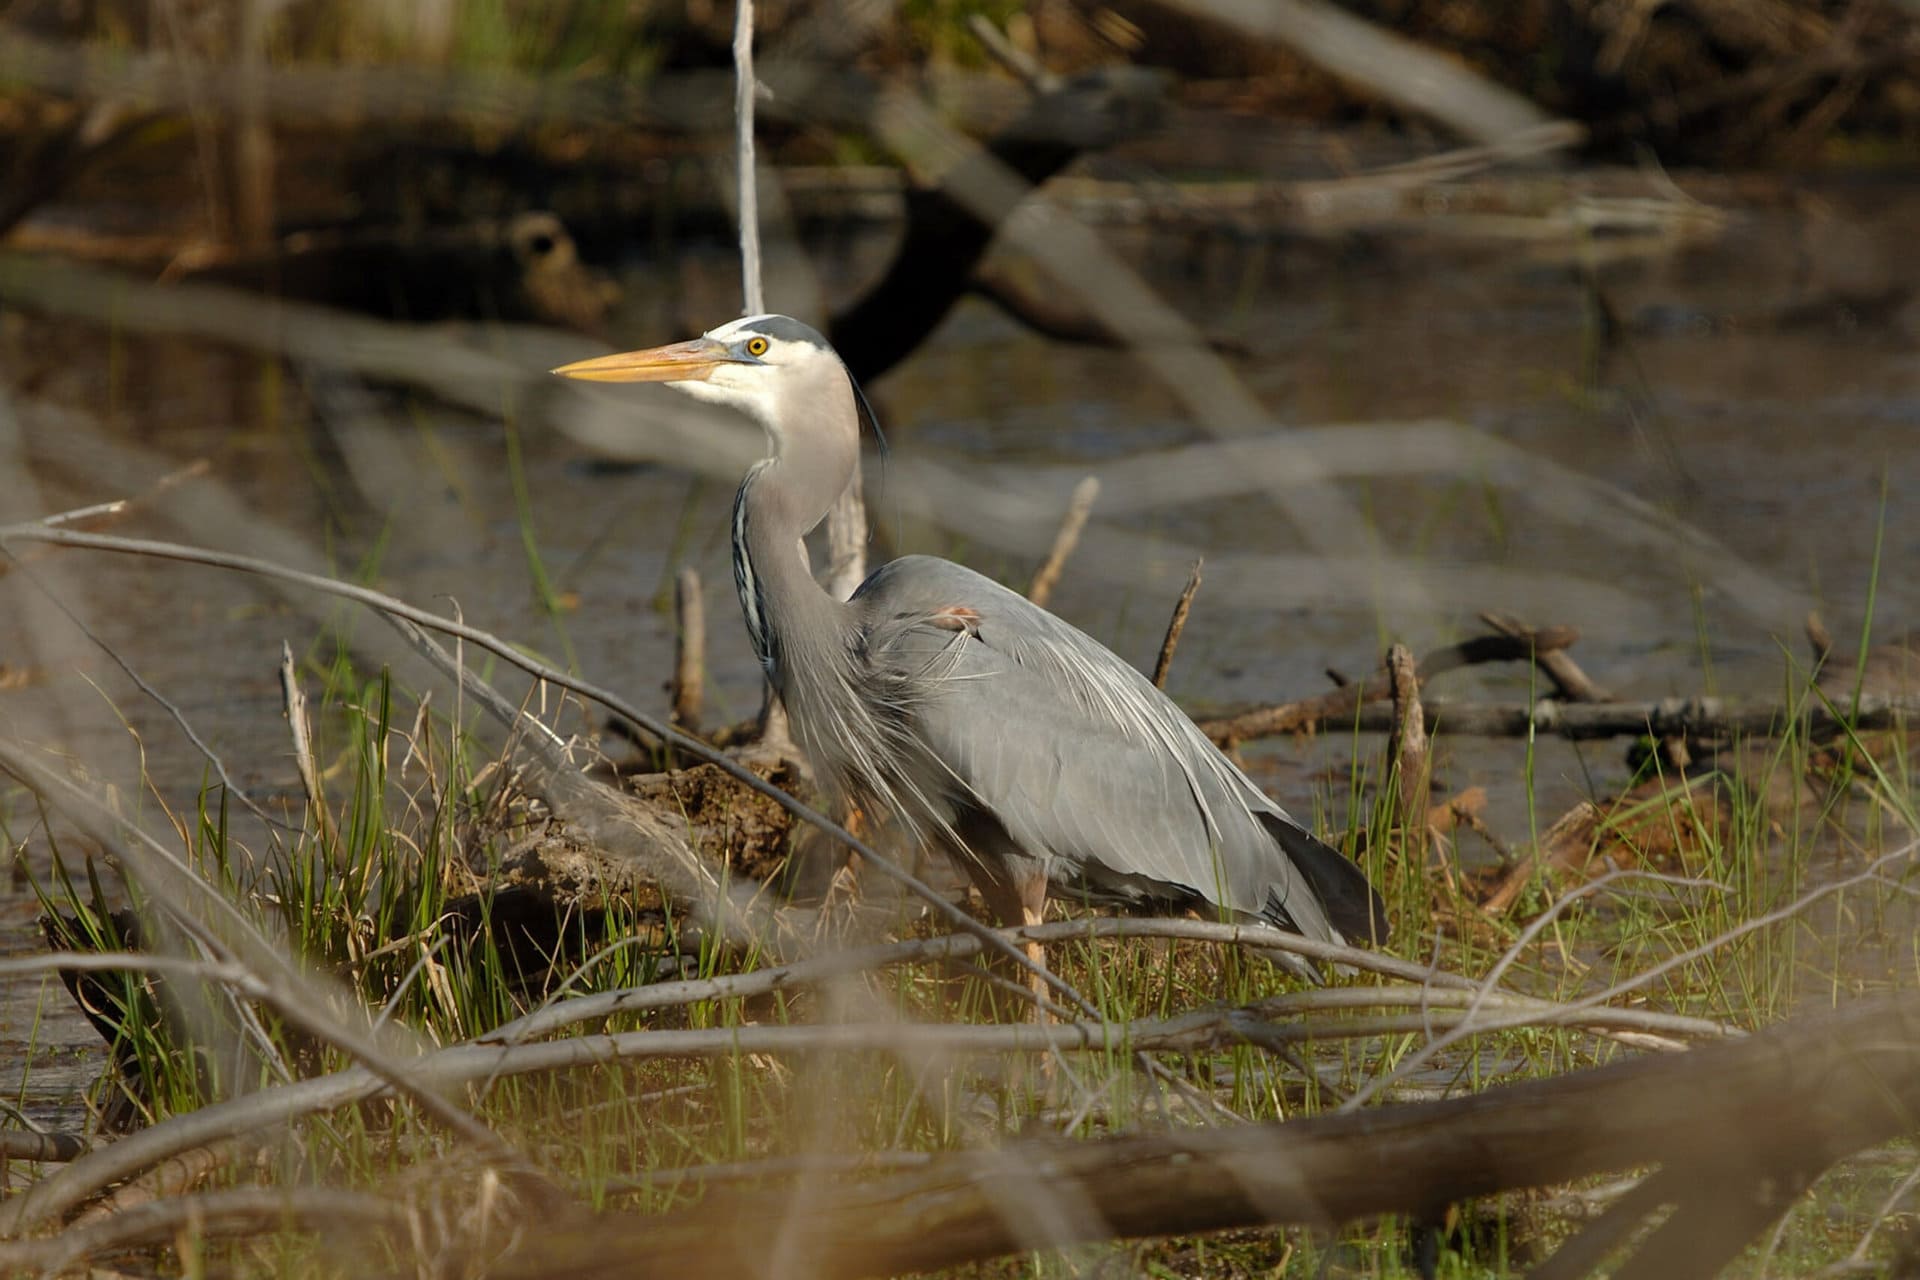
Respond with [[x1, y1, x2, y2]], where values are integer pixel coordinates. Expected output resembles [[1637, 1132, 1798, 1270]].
[[855, 556, 1385, 943]]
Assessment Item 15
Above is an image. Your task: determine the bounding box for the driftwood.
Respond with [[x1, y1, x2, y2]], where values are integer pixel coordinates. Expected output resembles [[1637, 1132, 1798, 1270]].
[[1339, 693, 1920, 740], [1201, 619, 1584, 744], [496, 992, 1920, 1280], [1198, 603, 1916, 746]]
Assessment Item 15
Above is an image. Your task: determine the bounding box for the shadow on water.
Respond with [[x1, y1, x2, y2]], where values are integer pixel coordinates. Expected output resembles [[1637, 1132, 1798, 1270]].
[[0, 165, 1916, 1129]]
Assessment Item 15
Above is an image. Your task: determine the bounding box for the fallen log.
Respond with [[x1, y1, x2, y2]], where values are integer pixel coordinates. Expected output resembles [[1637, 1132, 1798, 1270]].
[[495, 992, 1920, 1280], [1202, 624, 1582, 744], [1203, 692, 1920, 744]]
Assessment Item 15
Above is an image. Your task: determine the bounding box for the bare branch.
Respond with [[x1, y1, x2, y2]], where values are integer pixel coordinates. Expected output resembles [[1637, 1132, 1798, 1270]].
[[1480, 610, 1611, 702], [1151, 559, 1202, 690], [1160, 0, 1565, 146], [1199, 625, 1583, 744], [733, 0, 764, 316], [1027, 476, 1099, 608]]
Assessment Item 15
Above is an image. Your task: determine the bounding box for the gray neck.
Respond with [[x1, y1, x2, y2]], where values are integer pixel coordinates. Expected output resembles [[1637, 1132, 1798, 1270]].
[[729, 388, 861, 688]]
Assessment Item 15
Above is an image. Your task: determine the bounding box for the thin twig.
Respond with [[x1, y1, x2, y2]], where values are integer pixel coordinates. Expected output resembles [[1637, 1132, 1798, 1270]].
[[1829, 1157, 1920, 1275], [482, 916, 1730, 1049], [1340, 844, 1920, 1113], [1151, 558, 1202, 689], [1027, 476, 1098, 607], [733, 0, 763, 315], [1159, 0, 1561, 145], [11, 459, 210, 542], [0, 547, 291, 832]]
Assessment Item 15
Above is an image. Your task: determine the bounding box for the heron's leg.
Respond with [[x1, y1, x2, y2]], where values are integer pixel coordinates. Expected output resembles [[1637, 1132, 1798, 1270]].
[[972, 858, 1053, 1024], [1015, 870, 1049, 1019]]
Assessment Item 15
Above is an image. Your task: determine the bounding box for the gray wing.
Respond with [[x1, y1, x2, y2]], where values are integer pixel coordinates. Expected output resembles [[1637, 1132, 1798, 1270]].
[[853, 556, 1386, 943]]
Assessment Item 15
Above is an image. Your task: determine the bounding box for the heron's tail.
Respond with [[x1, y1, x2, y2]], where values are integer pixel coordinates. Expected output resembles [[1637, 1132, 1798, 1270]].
[[1260, 814, 1390, 946]]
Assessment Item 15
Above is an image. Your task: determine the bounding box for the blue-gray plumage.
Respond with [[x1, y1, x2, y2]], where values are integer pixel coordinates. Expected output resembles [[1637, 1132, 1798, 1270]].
[[554, 315, 1386, 991]]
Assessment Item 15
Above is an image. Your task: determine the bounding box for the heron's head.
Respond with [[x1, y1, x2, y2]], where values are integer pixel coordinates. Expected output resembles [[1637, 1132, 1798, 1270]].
[[551, 314, 849, 440]]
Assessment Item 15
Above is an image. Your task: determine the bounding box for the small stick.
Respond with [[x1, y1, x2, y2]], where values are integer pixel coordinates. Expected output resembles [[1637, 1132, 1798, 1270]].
[[1386, 644, 1428, 848], [1480, 611, 1609, 702], [278, 641, 338, 855], [0, 459, 213, 580], [1152, 558, 1203, 689], [38, 460, 211, 532], [1805, 610, 1834, 668], [670, 566, 705, 732], [1027, 476, 1099, 608]]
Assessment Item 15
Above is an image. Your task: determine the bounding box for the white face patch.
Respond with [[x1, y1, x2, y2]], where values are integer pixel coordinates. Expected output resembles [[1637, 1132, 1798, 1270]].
[[668, 318, 844, 435]]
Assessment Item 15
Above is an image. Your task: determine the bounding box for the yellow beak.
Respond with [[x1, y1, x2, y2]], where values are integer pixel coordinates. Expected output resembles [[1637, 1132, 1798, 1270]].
[[550, 336, 728, 384]]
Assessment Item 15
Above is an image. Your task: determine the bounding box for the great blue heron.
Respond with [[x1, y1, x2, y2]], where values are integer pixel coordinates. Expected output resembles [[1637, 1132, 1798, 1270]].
[[554, 314, 1387, 994]]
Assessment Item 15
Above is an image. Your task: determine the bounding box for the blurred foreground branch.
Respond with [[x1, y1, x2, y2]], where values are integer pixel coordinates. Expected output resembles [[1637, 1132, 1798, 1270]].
[[1160, 0, 1567, 146], [502, 991, 1920, 1280]]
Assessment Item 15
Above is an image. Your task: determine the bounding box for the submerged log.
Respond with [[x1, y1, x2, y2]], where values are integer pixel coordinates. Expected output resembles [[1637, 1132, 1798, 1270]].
[[498, 992, 1920, 1280]]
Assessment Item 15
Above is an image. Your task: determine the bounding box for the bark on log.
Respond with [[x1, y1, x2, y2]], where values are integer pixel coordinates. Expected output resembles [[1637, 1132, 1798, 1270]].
[[495, 993, 1920, 1280]]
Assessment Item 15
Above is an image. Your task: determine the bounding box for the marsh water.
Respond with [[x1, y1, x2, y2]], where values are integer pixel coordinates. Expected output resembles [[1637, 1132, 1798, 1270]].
[[1, 164, 1917, 1132]]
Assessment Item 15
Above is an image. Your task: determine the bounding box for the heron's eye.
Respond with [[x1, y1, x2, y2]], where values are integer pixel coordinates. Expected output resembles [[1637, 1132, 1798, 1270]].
[[746, 336, 770, 357]]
